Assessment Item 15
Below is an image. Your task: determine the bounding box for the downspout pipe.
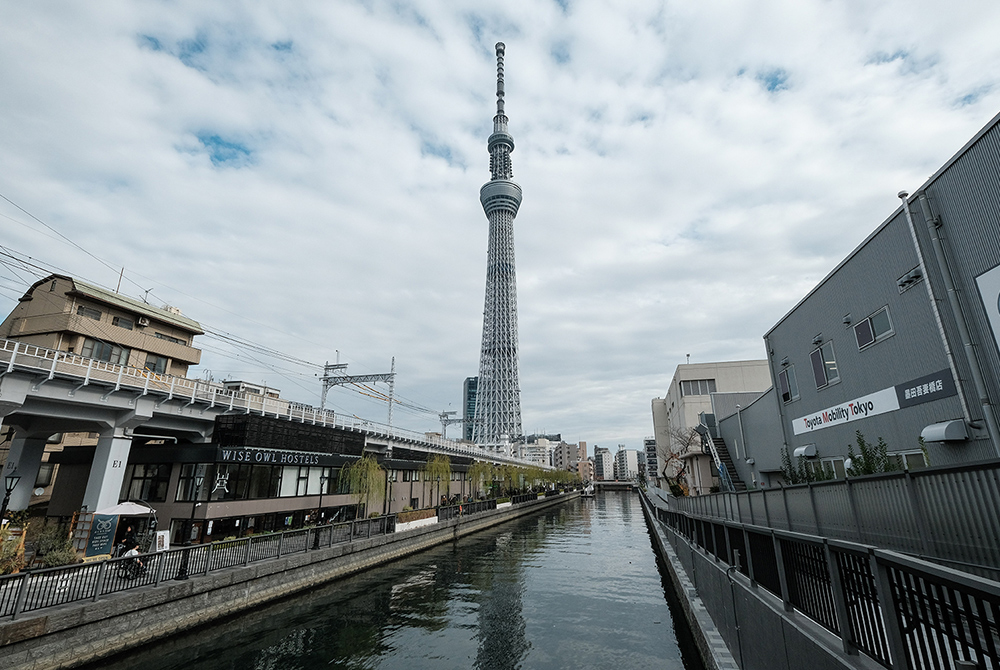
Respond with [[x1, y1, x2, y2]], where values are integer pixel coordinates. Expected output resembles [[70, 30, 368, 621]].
[[898, 191, 973, 425], [915, 192, 1000, 457]]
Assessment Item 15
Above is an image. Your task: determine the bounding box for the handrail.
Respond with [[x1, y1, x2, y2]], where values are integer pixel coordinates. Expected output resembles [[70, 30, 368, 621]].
[[0, 490, 553, 620], [0, 338, 539, 467], [0, 514, 396, 619], [645, 489, 1000, 669]]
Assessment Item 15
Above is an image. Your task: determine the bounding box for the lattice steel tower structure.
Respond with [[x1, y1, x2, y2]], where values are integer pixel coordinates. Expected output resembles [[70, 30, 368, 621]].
[[472, 42, 523, 449]]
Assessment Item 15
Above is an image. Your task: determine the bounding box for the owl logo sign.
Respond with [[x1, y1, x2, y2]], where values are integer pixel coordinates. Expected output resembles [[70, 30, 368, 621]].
[[975, 263, 1000, 359], [85, 514, 120, 557]]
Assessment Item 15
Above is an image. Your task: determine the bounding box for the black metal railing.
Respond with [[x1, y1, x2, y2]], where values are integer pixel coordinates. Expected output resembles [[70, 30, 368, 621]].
[[647, 492, 1000, 669], [0, 514, 396, 620], [0, 491, 564, 622], [437, 499, 498, 521], [660, 461, 1000, 581]]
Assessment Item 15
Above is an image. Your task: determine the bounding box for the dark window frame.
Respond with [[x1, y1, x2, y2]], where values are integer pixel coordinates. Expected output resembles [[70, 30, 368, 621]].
[[112, 315, 134, 330], [778, 365, 799, 403], [810, 341, 840, 389], [855, 307, 894, 350], [76, 305, 102, 320]]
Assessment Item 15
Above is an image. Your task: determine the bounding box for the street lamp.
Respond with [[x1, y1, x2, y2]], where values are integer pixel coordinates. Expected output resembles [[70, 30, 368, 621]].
[[175, 472, 204, 580], [312, 474, 328, 550], [0, 472, 21, 527]]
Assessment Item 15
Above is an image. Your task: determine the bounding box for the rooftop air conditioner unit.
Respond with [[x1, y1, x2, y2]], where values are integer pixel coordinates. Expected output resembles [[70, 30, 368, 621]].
[[137, 317, 150, 327]]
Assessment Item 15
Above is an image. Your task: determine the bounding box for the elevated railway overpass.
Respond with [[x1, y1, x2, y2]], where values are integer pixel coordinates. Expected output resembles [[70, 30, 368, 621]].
[[0, 338, 540, 518]]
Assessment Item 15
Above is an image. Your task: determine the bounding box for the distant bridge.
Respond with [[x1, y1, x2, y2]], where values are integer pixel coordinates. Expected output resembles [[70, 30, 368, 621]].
[[594, 480, 637, 492]]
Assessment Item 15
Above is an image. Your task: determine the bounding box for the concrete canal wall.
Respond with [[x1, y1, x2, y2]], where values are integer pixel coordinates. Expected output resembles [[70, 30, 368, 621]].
[[2, 493, 578, 670], [640, 491, 881, 670]]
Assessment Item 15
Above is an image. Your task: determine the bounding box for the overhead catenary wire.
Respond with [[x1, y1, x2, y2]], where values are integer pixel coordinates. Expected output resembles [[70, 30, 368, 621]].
[[0, 193, 448, 427]]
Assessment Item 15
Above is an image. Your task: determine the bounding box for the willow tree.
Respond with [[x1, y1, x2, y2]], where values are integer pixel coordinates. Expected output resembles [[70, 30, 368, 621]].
[[423, 454, 452, 506], [341, 454, 386, 517], [467, 461, 495, 499]]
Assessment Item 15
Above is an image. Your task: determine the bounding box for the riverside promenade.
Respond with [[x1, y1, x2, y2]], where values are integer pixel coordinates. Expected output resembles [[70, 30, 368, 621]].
[[1, 492, 578, 670]]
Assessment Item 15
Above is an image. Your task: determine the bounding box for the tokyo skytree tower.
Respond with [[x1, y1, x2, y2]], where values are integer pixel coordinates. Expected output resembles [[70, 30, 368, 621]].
[[472, 42, 523, 448]]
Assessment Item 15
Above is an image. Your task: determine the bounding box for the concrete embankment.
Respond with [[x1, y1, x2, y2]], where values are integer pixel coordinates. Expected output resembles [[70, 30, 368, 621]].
[[639, 491, 741, 670], [640, 490, 883, 670], [2, 493, 578, 670]]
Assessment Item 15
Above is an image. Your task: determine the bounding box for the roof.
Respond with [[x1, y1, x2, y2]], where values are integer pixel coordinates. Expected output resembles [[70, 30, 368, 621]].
[[25, 274, 204, 334], [764, 108, 1000, 338]]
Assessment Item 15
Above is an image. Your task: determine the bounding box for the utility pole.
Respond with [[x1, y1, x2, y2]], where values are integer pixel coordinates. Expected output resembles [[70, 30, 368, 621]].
[[319, 360, 396, 416], [438, 411, 464, 440]]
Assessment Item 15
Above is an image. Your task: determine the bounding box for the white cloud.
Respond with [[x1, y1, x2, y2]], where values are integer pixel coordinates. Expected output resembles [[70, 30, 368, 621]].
[[1, 0, 999, 450]]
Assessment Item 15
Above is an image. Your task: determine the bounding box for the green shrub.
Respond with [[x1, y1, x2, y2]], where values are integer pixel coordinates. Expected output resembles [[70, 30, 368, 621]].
[[36, 524, 77, 568]]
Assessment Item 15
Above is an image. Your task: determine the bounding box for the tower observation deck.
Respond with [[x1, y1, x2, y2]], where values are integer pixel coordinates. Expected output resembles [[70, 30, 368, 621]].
[[473, 42, 523, 451]]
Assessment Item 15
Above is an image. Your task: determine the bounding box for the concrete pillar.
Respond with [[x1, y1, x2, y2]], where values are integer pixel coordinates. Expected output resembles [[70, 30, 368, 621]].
[[3, 434, 48, 511], [81, 427, 133, 513]]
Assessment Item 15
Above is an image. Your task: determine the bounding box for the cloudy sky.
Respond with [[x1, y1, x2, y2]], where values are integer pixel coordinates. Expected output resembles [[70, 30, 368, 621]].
[[1, 1, 999, 451]]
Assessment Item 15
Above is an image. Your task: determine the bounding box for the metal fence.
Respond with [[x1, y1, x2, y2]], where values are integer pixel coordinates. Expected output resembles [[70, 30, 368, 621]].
[[647, 492, 1000, 669], [661, 460, 1000, 580], [437, 499, 498, 521], [0, 514, 396, 620]]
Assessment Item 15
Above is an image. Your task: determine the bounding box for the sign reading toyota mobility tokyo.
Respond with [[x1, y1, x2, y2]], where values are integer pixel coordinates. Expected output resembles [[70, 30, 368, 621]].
[[792, 369, 957, 435]]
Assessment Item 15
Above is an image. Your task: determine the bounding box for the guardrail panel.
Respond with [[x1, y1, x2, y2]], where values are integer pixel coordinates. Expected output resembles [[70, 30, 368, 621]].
[[852, 478, 922, 555], [917, 468, 1000, 573]]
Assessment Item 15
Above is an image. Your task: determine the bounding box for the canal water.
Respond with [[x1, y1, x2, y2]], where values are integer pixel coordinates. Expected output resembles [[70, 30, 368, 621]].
[[92, 492, 704, 669]]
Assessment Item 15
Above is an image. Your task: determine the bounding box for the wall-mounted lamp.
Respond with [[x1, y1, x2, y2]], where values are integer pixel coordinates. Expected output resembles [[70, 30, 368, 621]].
[[780, 357, 789, 367], [811, 334, 823, 346], [842, 314, 852, 326]]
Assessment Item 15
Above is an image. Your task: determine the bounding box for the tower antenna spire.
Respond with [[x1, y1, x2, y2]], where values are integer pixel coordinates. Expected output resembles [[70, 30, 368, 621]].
[[495, 41, 505, 116]]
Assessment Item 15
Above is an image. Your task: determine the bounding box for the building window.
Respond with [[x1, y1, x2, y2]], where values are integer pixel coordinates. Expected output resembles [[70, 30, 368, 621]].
[[144, 355, 168, 374], [176, 464, 210, 502], [247, 465, 282, 499], [34, 462, 55, 488], [81, 338, 130, 365], [889, 451, 928, 472], [155, 332, 186, 345], [778, 366, 799, 403], [112, 316, 134, 330], [120, 463, 171, 502], [810, 342, 839, 389], [806, 457, 846, 480], [855, 307, 893, 350], [680, 379, 717, 396], [293, 467, 312, 496], [76, 305, 102, 320]]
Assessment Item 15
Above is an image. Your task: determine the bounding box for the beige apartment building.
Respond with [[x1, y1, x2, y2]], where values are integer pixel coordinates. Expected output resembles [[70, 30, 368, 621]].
[[651, 360, 770, 495], [1, 274, 203, 377], [0, 274, 204, 514]]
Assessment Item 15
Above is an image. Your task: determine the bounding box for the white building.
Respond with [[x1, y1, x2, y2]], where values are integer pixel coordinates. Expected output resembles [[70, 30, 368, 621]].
[[593, 446, 613, 481], [614, 447, 639, 481], [651, 360, 771, 495]]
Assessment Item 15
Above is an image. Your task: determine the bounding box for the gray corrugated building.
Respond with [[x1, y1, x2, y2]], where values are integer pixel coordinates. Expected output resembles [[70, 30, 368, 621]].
[[724, 110, 1000, 487]]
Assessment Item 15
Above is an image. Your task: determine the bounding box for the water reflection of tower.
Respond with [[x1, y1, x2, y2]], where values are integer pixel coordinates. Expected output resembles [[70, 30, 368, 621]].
[[472, 42, 523, 454]]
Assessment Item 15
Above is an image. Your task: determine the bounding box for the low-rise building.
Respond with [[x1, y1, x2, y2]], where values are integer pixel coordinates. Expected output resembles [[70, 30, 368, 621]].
[[651, 360, 771, 495], [719, 110, 1000, 488]]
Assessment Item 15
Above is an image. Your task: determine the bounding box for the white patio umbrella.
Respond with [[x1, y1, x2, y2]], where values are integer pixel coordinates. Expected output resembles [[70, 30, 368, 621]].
[[95, 502, 155, 516]]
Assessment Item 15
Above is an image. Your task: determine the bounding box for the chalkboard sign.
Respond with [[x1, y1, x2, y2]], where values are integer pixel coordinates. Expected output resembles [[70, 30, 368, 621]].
[[85, 514, 119, 557]]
